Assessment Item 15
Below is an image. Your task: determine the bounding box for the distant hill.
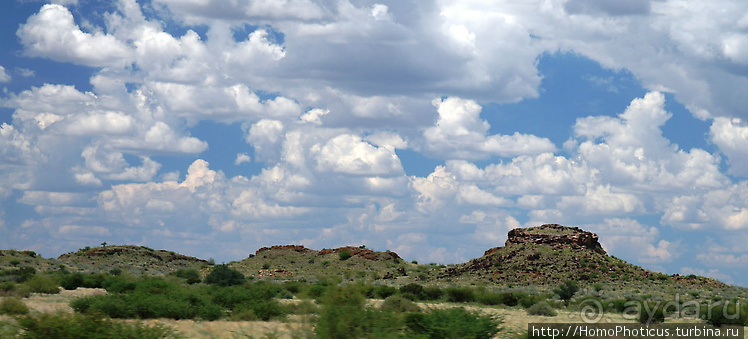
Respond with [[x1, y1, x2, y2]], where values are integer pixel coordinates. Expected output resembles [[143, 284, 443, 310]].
[[56, 245, 210, 275], [229, 245, 412, 282], [441, 224, 726, 288], [0, 225, 731, 290]]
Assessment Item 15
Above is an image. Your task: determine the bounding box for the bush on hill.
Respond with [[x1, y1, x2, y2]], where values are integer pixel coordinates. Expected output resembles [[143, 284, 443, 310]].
[[205, 264, 245, 286]]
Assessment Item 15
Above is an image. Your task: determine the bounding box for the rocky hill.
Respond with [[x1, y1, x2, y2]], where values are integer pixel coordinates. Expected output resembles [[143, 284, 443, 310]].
[[443, 224, 725, 288], [230, 245, 408, 281], [0, 224, 731, 291], [56, 245, 210, 275]]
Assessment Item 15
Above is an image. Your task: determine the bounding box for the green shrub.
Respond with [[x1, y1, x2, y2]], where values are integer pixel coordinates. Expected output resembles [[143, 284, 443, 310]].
[[639, 301, 665, 325], [207, 282, 283, 321], [60, 272, 106, 290], [500, 292, 522, 306], [701, 301, 747, 327], [284, 281, 303, 294], [249, 300, 285, 321], [0, 266, 36, 283], [445, 287, 476, 303], [339, 250, 352, 261], [422, 286, 443, 301], [405, 307, 501, 339], [305, 283, 328, 299], [554, 280, 578, 305], [72, 295, 137, 319], [23, 274, 60, 294], [400, 283, 425, 300], [102, 276, 137, 293], [519, 294, 546, 308], [374, 285, 398, 299], [314, 285, 403, 339], [526, 301, 557, 316], [197, 303, 224, 321], [15, 312, 178, 338], [0, 281, 16, 296], [477, 292, 505, 306], [204, 264, 245, 286], [60, 272, 85, 290], [131, 293, 197, 320], [381, 294, 421, 313], [0, 297, 29, 315], [174, 269, 201, 284]]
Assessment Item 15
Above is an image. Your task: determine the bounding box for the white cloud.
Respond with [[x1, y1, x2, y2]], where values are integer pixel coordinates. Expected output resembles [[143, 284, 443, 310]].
[[299, 108, 328, 125], [235, 153, 251, 165], [588, 218, 678, 264], [17, 68, 35, 77], [710, 117, 748, 176], [663, 182, 748, 230], [0, 66, 10, 83], [364, 132, 408, 150], [74, 172, 103, 187], [106, 157, 161, 182], [423, 97, 556, 159], [310, 134, 404, 176], [572, 92, 727, 191], [64, 111, 135, 136], [246, 119, 285, 163], [17, 4, 132, 67]]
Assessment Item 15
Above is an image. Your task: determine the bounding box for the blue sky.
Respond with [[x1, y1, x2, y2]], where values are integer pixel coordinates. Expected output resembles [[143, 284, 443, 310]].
[[2, 0, 748, 286]]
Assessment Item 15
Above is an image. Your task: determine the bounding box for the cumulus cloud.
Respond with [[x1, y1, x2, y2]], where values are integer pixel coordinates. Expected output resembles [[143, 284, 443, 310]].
[[423, 97, 556, 160], [310, 134, 404, 176], [710, 117, 748, 176], [0, 66, 10, 83], [17, 4, 132, 67], [586, 218, 678, 264], [663, 182, 748, 230], [235, 153, 251, 165], [572, 92, 727, 191]]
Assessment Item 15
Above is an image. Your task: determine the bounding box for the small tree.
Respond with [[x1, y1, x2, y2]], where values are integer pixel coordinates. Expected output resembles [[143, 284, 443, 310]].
[[101, 242, 107, 247], [205, 264, 245, 286], [639, 301, 665, 325], [175, 269, 202, 284], [554, 280, 578, 306], [339, 250, 352, 261]]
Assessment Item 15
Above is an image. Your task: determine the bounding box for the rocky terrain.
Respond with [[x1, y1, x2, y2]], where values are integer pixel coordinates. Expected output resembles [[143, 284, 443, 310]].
[[0, 224, 732, 290], [444, 224, 726, 288]]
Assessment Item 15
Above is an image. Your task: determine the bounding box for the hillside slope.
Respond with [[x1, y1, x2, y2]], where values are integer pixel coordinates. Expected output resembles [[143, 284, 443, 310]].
[[56, 245, 210, 275], [442, 224, 726, 288]]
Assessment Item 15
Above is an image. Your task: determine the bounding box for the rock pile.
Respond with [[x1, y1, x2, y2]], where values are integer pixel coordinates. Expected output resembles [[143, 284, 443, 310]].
[[485, 224, 606, 256]]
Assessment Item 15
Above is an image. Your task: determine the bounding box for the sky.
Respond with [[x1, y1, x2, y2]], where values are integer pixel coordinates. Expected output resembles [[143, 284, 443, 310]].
[[1, 0, 748, 286]]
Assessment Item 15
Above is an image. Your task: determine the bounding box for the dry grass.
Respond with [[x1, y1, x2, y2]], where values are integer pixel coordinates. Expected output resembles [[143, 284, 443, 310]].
[[140, 318, 312, 339], [23, 287, 106, 314]]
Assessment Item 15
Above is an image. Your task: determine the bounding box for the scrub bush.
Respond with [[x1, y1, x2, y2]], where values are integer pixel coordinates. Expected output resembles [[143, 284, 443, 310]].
[[526, 301, 557, 316], [445, 287, 476, 303], [0, 297, 29, 315], [15, 312, 178, 338], [405, 307, 501, 339], [204, 264, 245, 286]]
